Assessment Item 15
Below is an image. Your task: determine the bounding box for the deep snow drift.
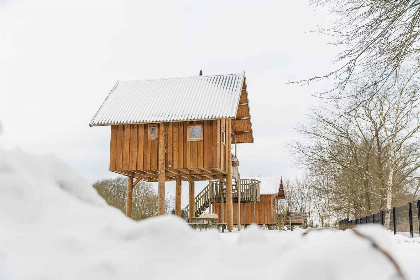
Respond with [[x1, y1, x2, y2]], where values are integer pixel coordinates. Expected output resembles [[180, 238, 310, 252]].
[[0, 148, 419, 280]]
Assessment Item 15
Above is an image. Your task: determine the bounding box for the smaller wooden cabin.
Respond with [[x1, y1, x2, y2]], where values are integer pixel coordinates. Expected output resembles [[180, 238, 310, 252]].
[[212, 177, 285, 225]]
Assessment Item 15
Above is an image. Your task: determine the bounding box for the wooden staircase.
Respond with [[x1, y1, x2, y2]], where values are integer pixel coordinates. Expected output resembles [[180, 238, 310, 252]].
[[185, 179, 260, 217]]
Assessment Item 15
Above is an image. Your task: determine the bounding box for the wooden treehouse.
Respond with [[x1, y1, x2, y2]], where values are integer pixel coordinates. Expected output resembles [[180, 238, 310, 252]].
[[90, 72, 254, 231], [186, 177, 286, 226]]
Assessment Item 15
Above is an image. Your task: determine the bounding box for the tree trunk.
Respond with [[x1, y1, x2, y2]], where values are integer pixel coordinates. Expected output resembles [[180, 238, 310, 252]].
[[385, 158, 395, 227]]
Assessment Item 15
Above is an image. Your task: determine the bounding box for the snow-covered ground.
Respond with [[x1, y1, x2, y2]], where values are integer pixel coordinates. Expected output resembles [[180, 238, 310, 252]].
[[1, 148, 419, 280]]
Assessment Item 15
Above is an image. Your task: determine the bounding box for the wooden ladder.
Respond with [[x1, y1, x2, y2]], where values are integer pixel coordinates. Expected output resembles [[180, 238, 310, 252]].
[[185, 183, 212, 217]]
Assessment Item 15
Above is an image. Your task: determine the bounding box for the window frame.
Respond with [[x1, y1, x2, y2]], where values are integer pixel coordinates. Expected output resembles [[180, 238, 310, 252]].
[[148, 124, 158, 140], [187, 124, 203, 141]]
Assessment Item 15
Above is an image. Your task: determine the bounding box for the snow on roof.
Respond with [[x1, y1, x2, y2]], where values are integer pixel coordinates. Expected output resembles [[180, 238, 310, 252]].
[[90, 72, 245, 126], [247, 177, 283, 195]]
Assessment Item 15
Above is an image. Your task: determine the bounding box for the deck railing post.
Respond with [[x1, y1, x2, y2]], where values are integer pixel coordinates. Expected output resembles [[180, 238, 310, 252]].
[[408, 202, 413, 238], [392, 207, 396, 235]]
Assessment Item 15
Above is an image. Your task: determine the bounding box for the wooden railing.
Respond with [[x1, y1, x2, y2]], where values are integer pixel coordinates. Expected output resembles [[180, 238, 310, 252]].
[[286, 212, 308, 224], [235, 179, 260, 203], [185, 179, 260, 218]]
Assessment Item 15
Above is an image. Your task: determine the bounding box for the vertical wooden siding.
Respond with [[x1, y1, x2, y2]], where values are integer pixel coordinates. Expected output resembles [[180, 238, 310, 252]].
[[212, 195, 277, 225], [110, 120, 225, 172]]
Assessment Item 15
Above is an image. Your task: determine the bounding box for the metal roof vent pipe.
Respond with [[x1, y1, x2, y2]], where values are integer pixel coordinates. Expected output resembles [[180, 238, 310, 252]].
[[199, 70, 202, 76]]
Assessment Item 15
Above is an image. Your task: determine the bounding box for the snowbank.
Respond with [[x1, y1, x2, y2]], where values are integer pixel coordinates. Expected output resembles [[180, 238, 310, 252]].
[[0, 148, 418, 280]]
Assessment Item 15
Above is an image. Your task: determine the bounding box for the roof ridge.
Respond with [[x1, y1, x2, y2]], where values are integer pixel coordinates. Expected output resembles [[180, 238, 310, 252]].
[[118, 72, 244, 83]]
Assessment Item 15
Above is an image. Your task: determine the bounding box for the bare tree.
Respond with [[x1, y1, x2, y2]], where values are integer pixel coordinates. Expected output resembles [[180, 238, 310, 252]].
[[302, 1, 419, 98], [93, 177, 175, 220], [293, 71, 420, 223]]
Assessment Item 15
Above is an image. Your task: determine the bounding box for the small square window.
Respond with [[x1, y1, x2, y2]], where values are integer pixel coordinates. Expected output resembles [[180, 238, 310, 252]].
[[221, 128, 226, 146], [149, 125, 158, 140], [187, 125, 203, 141]]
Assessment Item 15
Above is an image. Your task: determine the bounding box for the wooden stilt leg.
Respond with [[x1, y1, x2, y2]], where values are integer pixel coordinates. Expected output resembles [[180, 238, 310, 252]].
[[243, 202, 246, 224], [221, 185, 224, 223], [209, 181, 212, 214], [158, 123, 166, 215], [226, 119, 234, 231], [126, 176, 133, 217], [238, 176, 241, 231], [189, 180, 195, 219], [175, 177, 182, 216], [253, 202, 256, 223]]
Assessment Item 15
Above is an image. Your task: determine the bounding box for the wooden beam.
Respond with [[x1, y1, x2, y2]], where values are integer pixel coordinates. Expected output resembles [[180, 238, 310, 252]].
[[216, 175, 227, 184], [189, 179, 195, 218], [211, 167, 224, 173], [158, 123, 166, 215], [191, 168, 202, 174], [191, 174, 201, 180], [178, 169, 191, 175], [233, 131, 252, 135], [226, 119, 234, 231], [126, 176, 134, 218], [133, 177, 142, 187], [175, 177, 182, 216], [166, 169, 178, 175]]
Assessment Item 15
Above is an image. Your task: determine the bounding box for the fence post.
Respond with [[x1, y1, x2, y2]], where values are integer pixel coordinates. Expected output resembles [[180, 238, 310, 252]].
[[373, 214, 375, 224], [408, 202, 413, 238], [381, 210, 385, 225], [365, 216, 368, 224], [392, 207, 396, 235], [418, 200, 420, 235]]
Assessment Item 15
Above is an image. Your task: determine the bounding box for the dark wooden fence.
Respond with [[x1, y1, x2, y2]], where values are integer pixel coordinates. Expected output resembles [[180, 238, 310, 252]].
[[338, 200, 420, 238]]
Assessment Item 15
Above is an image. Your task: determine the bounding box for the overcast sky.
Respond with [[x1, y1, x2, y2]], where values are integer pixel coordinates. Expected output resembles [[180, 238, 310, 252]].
[[0, 0, 337, 204]]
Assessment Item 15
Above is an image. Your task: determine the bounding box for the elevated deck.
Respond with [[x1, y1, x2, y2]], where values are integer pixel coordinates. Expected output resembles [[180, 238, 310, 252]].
[[185, 179, 260, 217]]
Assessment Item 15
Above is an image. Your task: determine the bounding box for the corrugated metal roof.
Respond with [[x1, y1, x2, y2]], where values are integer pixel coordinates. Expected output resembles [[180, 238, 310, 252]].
[[247, 177, 282, 195], [90, 72, 245, 126]]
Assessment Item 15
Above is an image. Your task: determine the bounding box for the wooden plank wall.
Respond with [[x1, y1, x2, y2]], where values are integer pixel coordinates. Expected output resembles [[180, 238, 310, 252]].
[[212, 195, 276, 224], [110, 120, 225, 172], [110, 124, 158, 172]]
